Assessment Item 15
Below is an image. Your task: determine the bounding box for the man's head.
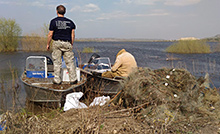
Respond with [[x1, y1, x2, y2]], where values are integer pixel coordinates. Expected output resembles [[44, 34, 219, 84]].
[[56, 5, 66, 15]]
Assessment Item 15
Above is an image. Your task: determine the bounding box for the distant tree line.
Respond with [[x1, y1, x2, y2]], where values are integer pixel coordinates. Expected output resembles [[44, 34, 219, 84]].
[[204, 34, 220, 42]]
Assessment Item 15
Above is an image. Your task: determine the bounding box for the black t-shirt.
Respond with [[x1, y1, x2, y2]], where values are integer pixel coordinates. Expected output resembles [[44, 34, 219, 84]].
[[49, 17, 76, 42]]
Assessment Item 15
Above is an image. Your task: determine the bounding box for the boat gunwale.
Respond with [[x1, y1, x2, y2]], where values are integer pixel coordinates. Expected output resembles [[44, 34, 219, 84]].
[[80, 68, 124, 82], [20, 72, 87, 92]]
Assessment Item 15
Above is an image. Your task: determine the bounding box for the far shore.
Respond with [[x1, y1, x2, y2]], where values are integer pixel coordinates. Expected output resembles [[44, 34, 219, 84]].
[[18, 36, 220, 42], [75, 38, 174, 42], [74, 38, 219, 42]]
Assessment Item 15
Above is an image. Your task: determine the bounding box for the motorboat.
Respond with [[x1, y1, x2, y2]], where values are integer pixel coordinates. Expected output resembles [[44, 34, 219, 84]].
[[80, 54, 124, 95], [21, 56, 86, 103]]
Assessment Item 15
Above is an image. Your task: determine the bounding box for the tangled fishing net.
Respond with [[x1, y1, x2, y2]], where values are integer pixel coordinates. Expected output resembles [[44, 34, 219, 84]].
[[119, 67, 220, 133]]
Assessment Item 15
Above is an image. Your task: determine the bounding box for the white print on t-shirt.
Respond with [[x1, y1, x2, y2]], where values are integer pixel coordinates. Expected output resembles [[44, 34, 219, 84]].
[[56, 20, 70, 29]]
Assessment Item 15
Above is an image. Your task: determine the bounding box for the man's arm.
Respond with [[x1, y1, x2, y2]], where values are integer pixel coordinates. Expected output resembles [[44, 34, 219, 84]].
[[111, 56, 122, 72], [47, 30, 53, 50], [71, 29, 75, 45]]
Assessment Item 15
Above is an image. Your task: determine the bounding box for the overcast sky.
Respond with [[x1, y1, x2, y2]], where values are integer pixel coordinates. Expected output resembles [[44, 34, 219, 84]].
[[0, 0, 219, 40]]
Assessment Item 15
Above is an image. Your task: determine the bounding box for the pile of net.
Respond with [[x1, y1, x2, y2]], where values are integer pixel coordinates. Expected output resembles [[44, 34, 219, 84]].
[[118, 67, 220, 133], [1, 67, 220, 133]]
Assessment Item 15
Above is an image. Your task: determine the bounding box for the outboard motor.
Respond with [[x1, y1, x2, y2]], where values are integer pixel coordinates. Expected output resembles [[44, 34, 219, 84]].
[[88, 53, 100, 64]]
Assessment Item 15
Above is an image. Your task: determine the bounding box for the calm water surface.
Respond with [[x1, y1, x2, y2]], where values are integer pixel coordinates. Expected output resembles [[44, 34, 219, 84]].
[[0, 41, 220, 109]]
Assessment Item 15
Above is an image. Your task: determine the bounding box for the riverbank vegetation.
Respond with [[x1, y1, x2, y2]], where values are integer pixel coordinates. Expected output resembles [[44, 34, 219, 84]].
[[0, 66, 21, 115], [21, 33, 47, 51], [166, 40, 211, 54], [0, 18, 22, 52], [82, 47, 97, 53], [1, 67, 220, 133], [21, 24, 49, 52]]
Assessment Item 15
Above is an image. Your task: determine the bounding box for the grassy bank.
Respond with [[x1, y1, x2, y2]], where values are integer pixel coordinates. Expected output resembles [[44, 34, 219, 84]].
[[82, 47, 98, 53], [166, 40, 211, 54]]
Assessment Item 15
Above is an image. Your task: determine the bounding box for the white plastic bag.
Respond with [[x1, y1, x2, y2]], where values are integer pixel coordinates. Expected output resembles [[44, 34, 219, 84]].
[[64, 92, 110, 111], [64, 92, 88, 111], [89, 96, 110, 107]]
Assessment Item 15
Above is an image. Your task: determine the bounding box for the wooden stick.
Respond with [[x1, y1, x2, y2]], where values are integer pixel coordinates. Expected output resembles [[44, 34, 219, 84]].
[[108, 90, 122, 103], [104, 102, 150, 116]]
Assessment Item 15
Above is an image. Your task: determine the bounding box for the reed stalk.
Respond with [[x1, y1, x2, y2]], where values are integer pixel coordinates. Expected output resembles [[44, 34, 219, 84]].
[[0, 79, 6, 114]]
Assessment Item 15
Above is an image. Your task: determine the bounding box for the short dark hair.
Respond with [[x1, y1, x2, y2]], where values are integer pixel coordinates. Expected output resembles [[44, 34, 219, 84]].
[[56, 5, 66, 15]]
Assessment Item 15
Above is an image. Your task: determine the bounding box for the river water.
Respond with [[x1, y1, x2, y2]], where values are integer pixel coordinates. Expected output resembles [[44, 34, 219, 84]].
[[0, 41, 220, 110]]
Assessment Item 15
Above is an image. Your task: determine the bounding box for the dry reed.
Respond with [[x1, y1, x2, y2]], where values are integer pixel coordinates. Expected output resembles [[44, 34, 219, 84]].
[[21, 33, 48, 52]]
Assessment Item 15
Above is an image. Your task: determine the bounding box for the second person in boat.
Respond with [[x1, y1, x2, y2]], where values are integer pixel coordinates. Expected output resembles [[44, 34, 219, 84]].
[[102, 49, 137, 79]]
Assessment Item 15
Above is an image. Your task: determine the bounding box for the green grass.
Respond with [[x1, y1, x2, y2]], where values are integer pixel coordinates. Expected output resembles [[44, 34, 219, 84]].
[[82, 47, 97, 53], [166, 40, 211, 54]]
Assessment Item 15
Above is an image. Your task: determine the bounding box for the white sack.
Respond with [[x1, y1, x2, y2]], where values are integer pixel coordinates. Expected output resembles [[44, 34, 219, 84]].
[[89, 96, 110, 107], [64, 92, 110, 111], [64, 92, 88, 111]]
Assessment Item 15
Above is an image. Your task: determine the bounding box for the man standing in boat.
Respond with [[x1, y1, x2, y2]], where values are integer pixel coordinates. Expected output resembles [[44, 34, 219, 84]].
[[47, 5, 77, 85]]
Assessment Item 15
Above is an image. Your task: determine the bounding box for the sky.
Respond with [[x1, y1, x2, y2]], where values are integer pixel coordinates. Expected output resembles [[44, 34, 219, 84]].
[[0, 0, 219, 40]]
